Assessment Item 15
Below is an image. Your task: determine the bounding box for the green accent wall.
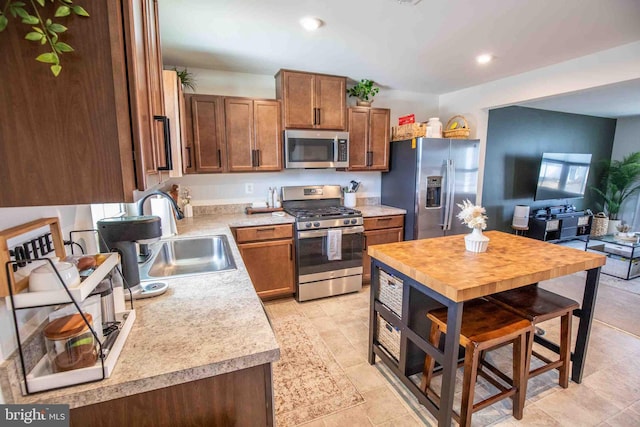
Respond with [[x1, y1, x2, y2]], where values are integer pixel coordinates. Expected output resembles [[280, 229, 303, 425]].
[[484, 106, 617, 232]]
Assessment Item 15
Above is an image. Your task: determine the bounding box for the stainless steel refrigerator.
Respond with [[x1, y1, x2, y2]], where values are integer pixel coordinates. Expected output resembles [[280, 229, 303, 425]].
[[381, 138, 480, 241]]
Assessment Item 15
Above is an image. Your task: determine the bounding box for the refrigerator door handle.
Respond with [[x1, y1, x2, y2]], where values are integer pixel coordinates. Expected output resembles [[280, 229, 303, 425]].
[[441, 162, 450, 230], [447, 159, 456, 230]]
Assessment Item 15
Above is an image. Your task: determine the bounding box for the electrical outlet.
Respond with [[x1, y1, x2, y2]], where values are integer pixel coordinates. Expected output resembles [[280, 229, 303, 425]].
[[245, 183, 254, 194]]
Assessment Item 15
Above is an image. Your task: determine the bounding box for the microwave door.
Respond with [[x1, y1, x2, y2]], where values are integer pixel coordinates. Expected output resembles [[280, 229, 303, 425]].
[[287, 139, 334, 167]]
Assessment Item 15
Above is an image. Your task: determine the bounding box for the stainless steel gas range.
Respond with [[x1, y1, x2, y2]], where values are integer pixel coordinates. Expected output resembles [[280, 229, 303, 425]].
[[281, 185, 363, 302]]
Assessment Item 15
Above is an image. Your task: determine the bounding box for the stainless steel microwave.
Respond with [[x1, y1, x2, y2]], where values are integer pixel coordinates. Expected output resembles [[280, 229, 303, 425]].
[[284, 130, 349, 169]]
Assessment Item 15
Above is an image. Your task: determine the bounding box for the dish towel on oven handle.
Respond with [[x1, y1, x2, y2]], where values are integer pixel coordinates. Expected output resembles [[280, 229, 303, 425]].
[[326, 228, 342, 260]]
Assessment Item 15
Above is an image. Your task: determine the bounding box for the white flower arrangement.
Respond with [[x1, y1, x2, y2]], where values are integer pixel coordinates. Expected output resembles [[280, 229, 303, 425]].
[[456, 199, 488, 230]]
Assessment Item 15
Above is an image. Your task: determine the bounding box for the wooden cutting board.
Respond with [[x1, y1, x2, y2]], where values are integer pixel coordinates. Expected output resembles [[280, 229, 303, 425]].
[[0, 217, 66, 297]]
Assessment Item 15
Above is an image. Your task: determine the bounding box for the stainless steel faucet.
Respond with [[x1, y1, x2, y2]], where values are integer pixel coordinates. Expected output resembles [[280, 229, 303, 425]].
[[137, 190, 185, 220]]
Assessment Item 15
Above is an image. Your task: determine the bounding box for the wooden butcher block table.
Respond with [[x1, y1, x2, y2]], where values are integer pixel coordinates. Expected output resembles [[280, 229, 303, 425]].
[[367, 230, 606, 426]]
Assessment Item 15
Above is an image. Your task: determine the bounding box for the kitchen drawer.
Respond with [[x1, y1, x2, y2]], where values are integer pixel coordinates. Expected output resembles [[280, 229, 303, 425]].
[[364, 215, 404, 231], [234, 224, 293, 243]]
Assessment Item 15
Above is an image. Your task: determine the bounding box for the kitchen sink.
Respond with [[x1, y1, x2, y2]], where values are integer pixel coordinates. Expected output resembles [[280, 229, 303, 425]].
[[139, 235, 237, 280]]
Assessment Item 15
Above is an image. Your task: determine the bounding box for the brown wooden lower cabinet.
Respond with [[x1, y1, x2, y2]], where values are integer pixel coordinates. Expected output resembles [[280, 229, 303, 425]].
[[233, 224, 295, 300], [70, 363, 274, 427], [363, 215, 404, 283]]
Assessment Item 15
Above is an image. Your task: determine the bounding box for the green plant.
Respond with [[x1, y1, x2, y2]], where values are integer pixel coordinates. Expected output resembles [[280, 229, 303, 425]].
[[0, 0, 89, 76], [172, 67, 196, 92], [591, 151, 640, 220], [347, 79, 380, 102]]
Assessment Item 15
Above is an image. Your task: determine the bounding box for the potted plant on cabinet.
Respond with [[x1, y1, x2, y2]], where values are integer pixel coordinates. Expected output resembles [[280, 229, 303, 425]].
[[591, 151, 640, 232], [172, 67, 196, 92], [347, 79, 380, 106]]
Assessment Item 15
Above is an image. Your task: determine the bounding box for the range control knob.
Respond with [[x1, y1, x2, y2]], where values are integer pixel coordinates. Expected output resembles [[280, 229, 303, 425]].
[[343, 219, 350, 225], [305, 222, 312, 228], [313, 222, 320, 228], [350, 219, 358, 225]]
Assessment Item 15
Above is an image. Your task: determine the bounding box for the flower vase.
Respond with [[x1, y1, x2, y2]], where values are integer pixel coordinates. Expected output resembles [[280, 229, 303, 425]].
[[464, 227, 489, 253]]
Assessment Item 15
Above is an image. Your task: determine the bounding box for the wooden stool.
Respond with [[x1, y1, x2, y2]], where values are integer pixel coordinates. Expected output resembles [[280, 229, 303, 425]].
[[420, 298, 533, 426], [485, 284, 579, 388]]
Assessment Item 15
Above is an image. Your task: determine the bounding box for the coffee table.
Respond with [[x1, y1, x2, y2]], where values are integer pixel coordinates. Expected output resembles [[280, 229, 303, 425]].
[[588, 234, 640, 280]]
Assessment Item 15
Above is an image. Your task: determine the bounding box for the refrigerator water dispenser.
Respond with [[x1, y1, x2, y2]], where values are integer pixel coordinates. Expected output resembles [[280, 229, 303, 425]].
[[426, 176, 442, 208]]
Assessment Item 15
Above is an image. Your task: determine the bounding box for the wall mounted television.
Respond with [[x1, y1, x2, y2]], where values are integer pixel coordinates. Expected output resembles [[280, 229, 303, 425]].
[[534, 153, 592, 201]]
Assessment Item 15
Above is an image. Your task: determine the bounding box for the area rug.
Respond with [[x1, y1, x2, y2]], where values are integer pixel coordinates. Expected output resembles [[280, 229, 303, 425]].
[[270, 313, 364, 426]]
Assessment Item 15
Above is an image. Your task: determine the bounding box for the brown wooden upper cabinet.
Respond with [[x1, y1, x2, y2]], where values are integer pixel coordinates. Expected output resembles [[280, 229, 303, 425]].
[[184, 94, 226, 173], [275, 70, 347, 130], [184, 95, 282, 173], [162, 70, 187, 178], [348, 107, 391, 171], [225, 98, 282, 172], [0, 0, 167, 207]]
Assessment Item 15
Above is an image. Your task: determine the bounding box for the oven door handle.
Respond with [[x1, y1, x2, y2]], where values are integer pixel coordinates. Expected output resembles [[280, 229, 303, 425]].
[[298, 226, 364, 239]]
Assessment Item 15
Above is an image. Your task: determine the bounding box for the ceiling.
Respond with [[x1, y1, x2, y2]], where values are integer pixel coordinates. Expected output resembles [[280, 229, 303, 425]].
[[517, 78, 640, 118], [158, 0, 640, 115]]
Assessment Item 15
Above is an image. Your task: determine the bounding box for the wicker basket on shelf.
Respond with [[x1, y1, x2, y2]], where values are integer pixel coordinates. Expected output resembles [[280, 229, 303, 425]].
[[443, 115, 471, 139], [590, 212, 609, 237]]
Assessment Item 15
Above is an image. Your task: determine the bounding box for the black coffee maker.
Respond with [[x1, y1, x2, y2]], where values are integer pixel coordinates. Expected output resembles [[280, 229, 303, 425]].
[[97, 216, 166, 299]]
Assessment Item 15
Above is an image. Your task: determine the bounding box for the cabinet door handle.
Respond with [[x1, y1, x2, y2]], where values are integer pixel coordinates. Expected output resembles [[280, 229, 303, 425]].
[[217, 149, 222, 168], [257, 227, 275, 232], [317, 108, 320, 125], [289, 243, 292, 260], [256, 149, 260, 167], [185, 146, 193, 169], [367, 151, 373, 167], [363, 235, 367, 251], [154, 115, 173, 171]]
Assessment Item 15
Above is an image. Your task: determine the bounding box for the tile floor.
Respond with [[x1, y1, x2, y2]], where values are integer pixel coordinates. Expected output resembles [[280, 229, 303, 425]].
[[264, 275, 640, 426]]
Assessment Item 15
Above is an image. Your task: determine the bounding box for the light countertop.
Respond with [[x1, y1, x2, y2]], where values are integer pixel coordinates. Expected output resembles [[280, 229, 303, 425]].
[[1, 205, 405, 407], [1, 216, 280, 408], [357, 205, 406, 217]]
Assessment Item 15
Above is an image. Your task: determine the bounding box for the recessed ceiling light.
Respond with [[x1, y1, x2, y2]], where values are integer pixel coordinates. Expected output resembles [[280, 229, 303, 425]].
[[300, 17, 323, 31], [476, 54, 493, 64], [389, 0, 423, 5]]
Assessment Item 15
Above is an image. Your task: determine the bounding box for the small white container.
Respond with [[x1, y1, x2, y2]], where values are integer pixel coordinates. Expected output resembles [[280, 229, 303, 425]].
[[426, 117, 443, 138], [29, 261, 80, 292], [344, 192, 356, 208]]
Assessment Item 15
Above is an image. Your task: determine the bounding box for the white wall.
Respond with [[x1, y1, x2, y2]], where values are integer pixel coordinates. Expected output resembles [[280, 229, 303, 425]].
[[171, 67, 440, 204], [611, 115, 640, 228], [439, 41, 640, 203]]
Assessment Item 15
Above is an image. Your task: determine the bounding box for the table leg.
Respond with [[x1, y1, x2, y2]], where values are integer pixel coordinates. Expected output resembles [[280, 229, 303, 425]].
[[438, 301, 463, 426], [572, 267, 600, 383], [368, 263, 378, 365]]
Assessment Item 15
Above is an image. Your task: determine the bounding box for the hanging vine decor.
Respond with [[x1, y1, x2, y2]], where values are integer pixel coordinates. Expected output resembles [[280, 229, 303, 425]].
[[0, 0, 89, 76]]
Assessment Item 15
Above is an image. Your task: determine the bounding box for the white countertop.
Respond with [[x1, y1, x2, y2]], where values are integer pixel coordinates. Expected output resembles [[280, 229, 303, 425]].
[[357, 205, 406, 217], [1, 216, 280, 408], [0, 205, 404, 407]]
